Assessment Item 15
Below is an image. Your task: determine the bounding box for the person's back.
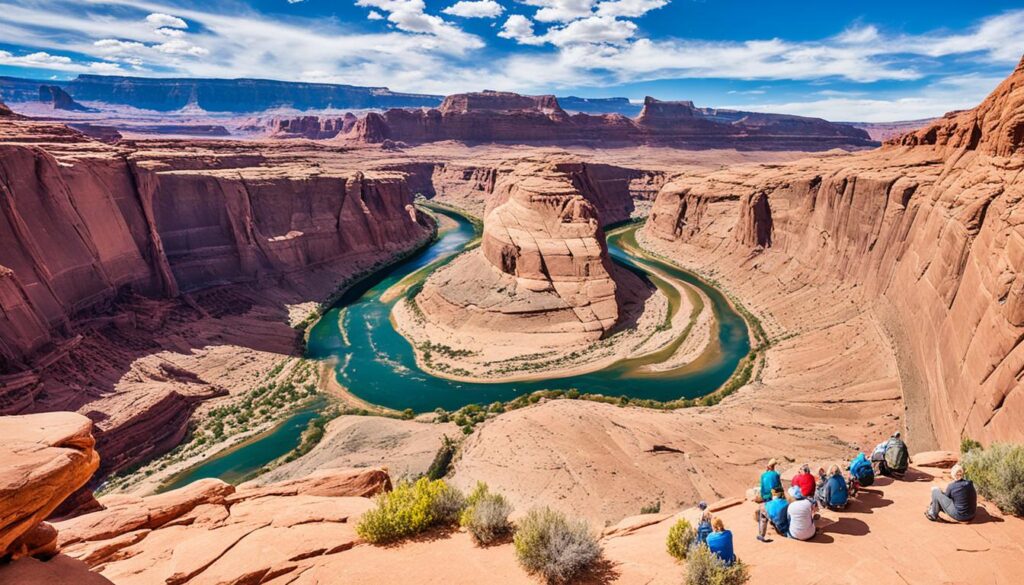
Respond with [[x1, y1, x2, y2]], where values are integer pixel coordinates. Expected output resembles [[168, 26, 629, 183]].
[[946, 478, 978, 520], [792, 468, 815, 498], [849, 452, 874, 487], [760, 469, 782, 501], [825, 473, 848, 508], [706, 530, 735, 564], [765, 497, 789, 534], [787, 498, 816, 540], [696, 519, 712, 545]]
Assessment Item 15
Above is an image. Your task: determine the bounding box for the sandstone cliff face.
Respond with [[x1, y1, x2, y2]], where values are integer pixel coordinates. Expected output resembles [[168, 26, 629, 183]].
[[0, 412, 99, 558], [0, 127, 431, 372], [343, 92, 875, 150], [268, 114, 356, 140], [416, 160, 626, 340], [38, 86, 92, 112], [646, 57, 1024, 448]]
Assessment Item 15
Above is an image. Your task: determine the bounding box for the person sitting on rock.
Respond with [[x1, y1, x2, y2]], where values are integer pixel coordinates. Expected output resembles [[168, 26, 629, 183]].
[[873, 431, 909, 477], [756, 487, 789, 542], [759, 458, 783, 502], [816, 465, 849, 510], [695, 503, 713, 547], [848, 452, 875, 496], [706, 517, 736, 565], [926, 464, 977, 522], [791, 464, 816, 499], [786, 488, 818, 541]]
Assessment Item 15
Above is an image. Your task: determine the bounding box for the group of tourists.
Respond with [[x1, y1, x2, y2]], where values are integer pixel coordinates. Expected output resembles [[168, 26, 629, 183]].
[[697, 431, 981, 566]]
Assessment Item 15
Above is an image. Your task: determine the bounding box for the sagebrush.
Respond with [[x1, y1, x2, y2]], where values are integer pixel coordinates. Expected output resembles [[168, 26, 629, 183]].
[[460, 482, 513, 545], [513, 507, 601, 584], [963, 442, 1024, 516], [684, 544, 749, 585], [666, 518, 695, 561], [356, 478, 465, 544]]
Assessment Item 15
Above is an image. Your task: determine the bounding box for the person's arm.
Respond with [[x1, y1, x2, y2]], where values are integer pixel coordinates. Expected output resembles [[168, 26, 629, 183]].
[[943, 481, 953, 498]]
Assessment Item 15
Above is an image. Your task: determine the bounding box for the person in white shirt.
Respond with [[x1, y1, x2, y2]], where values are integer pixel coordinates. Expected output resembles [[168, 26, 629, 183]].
[[786, 488, 818, 541]]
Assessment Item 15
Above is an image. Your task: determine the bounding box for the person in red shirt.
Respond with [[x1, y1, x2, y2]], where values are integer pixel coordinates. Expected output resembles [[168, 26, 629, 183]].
[[791, 464, 816, 499]]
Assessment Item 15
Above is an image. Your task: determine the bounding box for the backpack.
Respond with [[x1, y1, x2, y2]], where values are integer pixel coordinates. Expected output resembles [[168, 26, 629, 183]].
[[850, 454, 874, 487], [885, 439, 909, 473]]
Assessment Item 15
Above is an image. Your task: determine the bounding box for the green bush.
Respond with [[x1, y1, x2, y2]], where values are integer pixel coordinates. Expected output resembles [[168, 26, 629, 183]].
[[514, 507, 601, 584], [460, 483, 513, 545], [684, 544, 749, 585], [426, 435, 457, 480], [641, 500, 661, 514], [666, 518, 695, 561], [963, 442, 1024, 516], [356, 478, 465, 543], [961, 436, 983, 455]]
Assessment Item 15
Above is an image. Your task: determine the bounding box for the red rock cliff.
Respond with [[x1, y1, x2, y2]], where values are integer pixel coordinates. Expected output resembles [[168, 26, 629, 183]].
[[646, 56, 1024, 448]]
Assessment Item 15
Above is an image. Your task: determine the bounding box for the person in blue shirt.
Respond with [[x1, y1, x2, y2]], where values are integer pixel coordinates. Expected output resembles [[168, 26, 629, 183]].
[[848, 452, 875, 495], [759, 458, 783, 502], [695, 509, 713, 547], [706, 517, 735, 565], [755, 487, 789, 542], [816, 464, 849, 510]]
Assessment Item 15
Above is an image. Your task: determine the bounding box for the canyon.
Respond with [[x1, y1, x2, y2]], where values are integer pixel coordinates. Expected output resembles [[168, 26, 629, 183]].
[[1, 54, 1023, 584]]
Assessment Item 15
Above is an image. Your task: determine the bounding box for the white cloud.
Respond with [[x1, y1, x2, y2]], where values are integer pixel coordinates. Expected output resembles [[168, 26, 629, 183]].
[[595, 0, 667, 18], [522, 0, 595, 23], [145, 13, 187, 29], [443, 1, 504, 19], [154, 39, 209, 56], [498, 14, 545, 45], [154, 27, 185, 37], [546, 16, 635, 46], [355, 0, 483, 48], [367, 10, 384, 20]]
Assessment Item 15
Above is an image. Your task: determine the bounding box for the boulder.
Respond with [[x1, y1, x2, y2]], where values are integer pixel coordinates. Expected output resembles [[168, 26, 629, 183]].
[[0, 412, 99, 557], [911, 451, 960, 469]]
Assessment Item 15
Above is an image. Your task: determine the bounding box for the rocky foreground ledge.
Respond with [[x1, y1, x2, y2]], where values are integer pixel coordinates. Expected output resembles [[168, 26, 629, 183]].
[[3, 412, 1023, 584]]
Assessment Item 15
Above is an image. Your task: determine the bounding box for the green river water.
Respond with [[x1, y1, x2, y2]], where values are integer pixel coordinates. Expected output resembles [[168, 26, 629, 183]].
[[162, 207, 750, 488]]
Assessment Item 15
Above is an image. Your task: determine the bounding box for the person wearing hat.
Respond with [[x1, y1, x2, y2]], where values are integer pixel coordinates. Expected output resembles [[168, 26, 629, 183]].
[[759, 459, 783, 502], [786, 485, 818, 541], [873, 431, 909, 477], [926, 464, 977, 522], [755, 487, 790, 542]]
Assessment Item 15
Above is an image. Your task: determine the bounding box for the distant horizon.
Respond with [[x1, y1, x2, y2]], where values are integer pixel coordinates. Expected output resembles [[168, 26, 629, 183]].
[[1, 1, 1021, 122]]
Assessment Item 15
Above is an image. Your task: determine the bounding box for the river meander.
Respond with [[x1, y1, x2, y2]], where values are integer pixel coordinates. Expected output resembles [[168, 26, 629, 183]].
[[162, 206, 749, 489]]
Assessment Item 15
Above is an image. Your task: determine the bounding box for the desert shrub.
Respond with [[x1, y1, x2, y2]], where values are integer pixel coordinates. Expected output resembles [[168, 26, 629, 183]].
[[963, 442, 1024, 516], [641, 500, 661, 514], [356, 478, 465, 543], [666, 518, 695, 561], [514, 507, 601, 583], [426, 435, 457, 480], [961, 436, 983, 455], [684, 544, 749, 585], [460, 483, 513, 545]]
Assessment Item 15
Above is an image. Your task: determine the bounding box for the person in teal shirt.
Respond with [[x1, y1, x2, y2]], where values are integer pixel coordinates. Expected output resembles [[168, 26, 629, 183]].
[[759, 458, 783, 502], [706, 517, 735, 565]]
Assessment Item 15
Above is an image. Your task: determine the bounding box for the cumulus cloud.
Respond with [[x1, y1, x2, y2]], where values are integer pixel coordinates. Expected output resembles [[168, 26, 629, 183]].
[[545, 15, 635, 46], [443, 1, 504, 19], [522, 0, 596, 23], [355, 0, 483, 48], [595, 0, 668, 18], [498, 14, 545, 45], [145, 13, 187, 29], [367, 10, 384, 20]]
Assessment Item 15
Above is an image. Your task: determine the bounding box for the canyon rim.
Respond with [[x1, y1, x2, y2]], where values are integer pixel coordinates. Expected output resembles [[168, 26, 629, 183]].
[[2, 2, 1024, 584]]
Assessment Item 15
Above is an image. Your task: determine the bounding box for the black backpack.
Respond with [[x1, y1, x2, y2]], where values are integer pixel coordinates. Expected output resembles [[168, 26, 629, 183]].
[[885, 439, 909, 473]]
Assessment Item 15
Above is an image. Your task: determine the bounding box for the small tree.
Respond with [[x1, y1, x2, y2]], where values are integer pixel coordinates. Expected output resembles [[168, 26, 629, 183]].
[[666, 518, 695, 561]]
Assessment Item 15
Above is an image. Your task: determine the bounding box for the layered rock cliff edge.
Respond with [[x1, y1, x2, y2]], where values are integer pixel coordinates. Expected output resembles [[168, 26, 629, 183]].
[[645, 55, 1024, 448], [341, 90, 875, 150], [414, 159, 637, 342]]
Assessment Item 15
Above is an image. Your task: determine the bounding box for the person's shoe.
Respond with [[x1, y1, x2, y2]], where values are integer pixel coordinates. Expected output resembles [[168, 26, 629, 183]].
[[924, 511, 938, 522], [756, 535, 770, 542]]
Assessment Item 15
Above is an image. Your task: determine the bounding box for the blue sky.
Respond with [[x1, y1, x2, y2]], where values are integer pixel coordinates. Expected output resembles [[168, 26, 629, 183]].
[[1, 0, 1022, 121]]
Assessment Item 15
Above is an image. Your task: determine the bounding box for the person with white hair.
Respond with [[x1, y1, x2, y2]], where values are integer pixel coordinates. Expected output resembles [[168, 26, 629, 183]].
[[926, 463, 977, 522]]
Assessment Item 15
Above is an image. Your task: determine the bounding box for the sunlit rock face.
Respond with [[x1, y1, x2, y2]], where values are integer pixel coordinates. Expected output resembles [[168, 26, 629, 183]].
[[417, 160, 629, 341]]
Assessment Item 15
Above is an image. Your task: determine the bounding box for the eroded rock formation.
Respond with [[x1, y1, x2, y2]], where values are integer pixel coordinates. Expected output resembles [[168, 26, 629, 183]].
[[269, 114, 357, 140], [38, 86, 93, 112], [0, 412, 99, 558], [645, 55, 1024, 448], [342, 91, 875, 150], [415, 159, 631, 342]]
